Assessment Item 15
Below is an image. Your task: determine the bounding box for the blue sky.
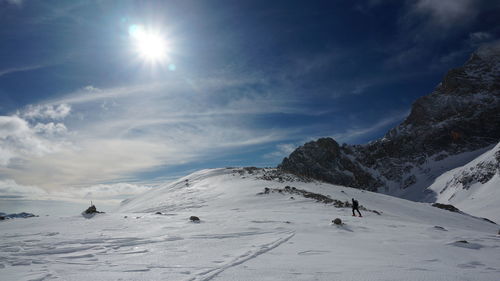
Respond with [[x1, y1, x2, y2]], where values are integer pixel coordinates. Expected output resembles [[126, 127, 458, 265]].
[[0, 0, 499, 209]]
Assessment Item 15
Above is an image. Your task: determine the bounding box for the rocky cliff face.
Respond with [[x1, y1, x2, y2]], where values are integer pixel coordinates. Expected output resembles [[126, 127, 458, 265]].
[[279, 138, 382, 191], [279, 45, 500, 200]]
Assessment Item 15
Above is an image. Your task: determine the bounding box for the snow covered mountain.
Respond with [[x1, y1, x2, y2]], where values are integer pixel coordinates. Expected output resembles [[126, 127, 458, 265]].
[[1, 168, 499, 280], [279, 45, 500, 207], [426, 142, 500, 223]]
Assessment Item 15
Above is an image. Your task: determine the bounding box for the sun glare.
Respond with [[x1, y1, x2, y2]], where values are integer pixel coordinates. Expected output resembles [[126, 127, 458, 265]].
[[129, 25, 169, 62]]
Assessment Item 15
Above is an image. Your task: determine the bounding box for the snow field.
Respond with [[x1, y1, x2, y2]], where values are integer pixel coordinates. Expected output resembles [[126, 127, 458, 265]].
[[428, 142, 500, 222], [1, 168, 499, 280]]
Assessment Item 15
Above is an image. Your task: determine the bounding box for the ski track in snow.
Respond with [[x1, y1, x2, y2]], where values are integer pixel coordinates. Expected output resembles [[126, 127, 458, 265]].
[[187, 231, 295, 281], [0, 215, 297, 280]]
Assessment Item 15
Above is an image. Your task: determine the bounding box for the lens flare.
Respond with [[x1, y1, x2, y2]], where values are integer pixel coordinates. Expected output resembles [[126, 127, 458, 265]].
[[129, 25, 169, 62]]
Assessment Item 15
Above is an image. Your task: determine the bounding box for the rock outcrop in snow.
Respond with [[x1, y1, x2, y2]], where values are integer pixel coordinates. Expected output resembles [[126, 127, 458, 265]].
[[0, 212, 37, 220], [279, 45, 500, 202]]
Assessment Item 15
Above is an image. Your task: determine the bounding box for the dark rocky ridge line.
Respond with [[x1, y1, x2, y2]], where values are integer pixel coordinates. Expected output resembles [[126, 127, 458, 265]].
[[278, 46, 500, 200], [257, 185, 382, 215], [431, 203, 497, 225], [0, 212, 38, 220]]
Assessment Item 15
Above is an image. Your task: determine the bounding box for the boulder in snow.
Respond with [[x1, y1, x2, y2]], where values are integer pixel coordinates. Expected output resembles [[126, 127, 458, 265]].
[[432, 203, 460, 213], [81, 204, 104, 218]]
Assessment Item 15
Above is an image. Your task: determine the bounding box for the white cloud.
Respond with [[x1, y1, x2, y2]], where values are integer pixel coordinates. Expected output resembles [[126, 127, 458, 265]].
[[1, 0, 23, 7], [0, 73, 311, 191], [8, 139, 182, 188], [0, 177, 149, 205], [0, 115, 69, 166], [264, 143, 297, 160], [476, 39, 500, 58], [0, 179, 47, 199], [0, 64, 43, 77], [0, 115, 44, 166], [331, 111, 409, 143], [0, 115, 30, 137], [33, 122, 68, 136], [469, 31, 492, 43], [83, 85, 102, 93], [64, 183, 151, 201], [411, 0, 477, 27], [21, 104, 71, 120]]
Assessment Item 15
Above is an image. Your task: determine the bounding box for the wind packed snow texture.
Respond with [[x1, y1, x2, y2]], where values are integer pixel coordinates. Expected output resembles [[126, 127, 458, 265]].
[[1, 168, 499, 280], [427, 142, 500, 223]]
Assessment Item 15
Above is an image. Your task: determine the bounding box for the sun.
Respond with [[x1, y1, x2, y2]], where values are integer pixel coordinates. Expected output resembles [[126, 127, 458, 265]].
[[129, 25, 169, 62]]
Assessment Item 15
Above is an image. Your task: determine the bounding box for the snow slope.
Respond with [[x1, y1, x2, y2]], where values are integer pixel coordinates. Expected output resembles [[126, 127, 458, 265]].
[[427, 142, 500, 223], [1, 168, 499, 280]]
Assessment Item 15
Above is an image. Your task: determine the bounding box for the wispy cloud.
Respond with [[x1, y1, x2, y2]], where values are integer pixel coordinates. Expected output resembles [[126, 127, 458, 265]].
[[0, 179, 47, 199], [263, 143, 298, 160], [20, 104, 71, 120], [0, 178, 151, 205], [0, 72, 308, 190], [469, 31, 492, 44], [378, 0, 498, 70], [410, 0, 477, 27], [1, 0, 23, 7], [331, 110, 410, 143], [0, 64, 45, 77]]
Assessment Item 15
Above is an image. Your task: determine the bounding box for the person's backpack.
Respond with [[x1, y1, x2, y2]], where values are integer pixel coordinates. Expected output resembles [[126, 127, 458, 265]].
[[353, 200, 359, 208]]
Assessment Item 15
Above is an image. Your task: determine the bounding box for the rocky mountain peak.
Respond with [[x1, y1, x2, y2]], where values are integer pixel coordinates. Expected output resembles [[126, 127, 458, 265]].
[[279, 47, 500, 200]]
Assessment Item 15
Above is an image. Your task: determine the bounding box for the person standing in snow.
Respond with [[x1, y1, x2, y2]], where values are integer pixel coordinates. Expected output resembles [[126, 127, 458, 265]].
[[352, 198, 362, 217]]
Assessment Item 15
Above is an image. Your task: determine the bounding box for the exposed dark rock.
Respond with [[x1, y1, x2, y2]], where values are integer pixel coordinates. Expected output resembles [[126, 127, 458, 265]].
[[280, 138, 382, 190], [443, 150, 499, 191], [84, 205, 97, 214], [232, 167, 313, 183], [155, 212, 162, 215], [482, 218, 497, 225], [260, 186, 381, 215], [332, 218, 342, 225], [190, 216, 200, 222], [432, 203, 461, 213], [82, 204, 104, 218], [0, 212, 38, 220], [434, 226, 447, 231]]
